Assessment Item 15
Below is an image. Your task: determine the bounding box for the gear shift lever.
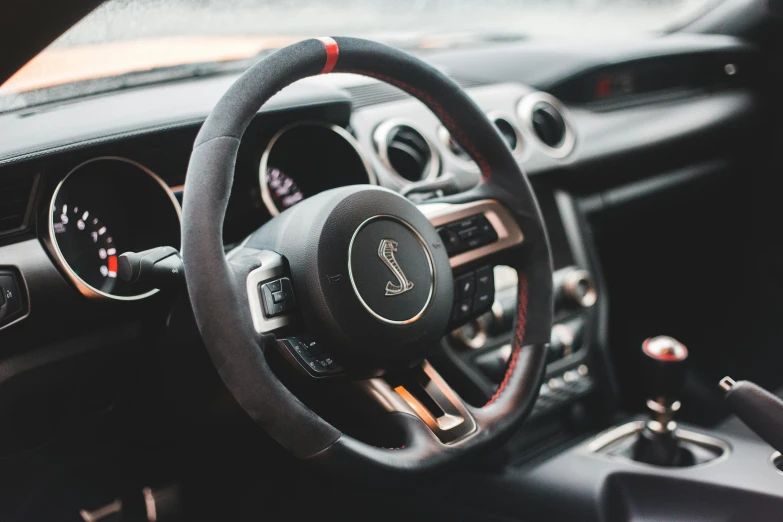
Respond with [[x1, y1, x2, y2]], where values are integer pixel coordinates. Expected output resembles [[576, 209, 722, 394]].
[[632, 335, 694, 466]]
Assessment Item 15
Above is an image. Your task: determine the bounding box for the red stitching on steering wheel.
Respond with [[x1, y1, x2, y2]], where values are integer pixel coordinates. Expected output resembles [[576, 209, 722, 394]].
[[485, 272, 528, 406]]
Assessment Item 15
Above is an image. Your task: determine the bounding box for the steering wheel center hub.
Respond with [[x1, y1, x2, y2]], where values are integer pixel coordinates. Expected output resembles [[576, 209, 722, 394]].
[[249, 185, 453, 362], [348, 216, 435, 325]]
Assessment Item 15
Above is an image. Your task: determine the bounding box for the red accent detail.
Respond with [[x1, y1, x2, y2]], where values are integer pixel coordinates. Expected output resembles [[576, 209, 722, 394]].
[[485, 272, 528, 406], [317, 37, 339, 74], [595, 75, 612, 99], [108, 255, 118, 273], [340, 68, 492, 182], [642, 338, 688, 361]]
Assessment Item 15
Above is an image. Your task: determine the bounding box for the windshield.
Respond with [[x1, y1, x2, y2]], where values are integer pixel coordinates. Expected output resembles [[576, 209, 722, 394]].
[[0, 0, 718, 111]]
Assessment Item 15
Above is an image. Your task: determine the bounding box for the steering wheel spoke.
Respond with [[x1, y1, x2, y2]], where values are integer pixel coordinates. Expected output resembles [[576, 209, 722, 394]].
[[229, 248, 297, 334], [419, 197, 526, 331], [357, 360, 476, 445]]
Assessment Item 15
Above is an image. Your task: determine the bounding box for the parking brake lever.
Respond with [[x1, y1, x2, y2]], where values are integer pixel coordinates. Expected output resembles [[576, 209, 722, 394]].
[[720, 377, 783, 453]]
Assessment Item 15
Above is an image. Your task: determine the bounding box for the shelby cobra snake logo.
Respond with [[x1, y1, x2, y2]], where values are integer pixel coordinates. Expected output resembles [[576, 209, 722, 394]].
[[378, 239, 415, 296]]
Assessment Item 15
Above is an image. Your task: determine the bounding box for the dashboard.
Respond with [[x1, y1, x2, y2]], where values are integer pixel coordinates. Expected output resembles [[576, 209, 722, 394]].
[[0, 33, 764, 456]]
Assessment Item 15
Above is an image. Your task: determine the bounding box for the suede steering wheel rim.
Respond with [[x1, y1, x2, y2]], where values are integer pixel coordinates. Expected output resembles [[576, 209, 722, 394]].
[[182, 37, 553, 473]]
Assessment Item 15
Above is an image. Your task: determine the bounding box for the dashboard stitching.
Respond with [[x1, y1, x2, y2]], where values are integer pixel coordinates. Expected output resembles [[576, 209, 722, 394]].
[[338, 69, 492, 182], [485, 271, 528, 406]]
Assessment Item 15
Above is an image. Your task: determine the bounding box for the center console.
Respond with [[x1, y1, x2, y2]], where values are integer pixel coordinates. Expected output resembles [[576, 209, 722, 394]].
[[426, 186, 783, 521], [483, 337, 783, 522]]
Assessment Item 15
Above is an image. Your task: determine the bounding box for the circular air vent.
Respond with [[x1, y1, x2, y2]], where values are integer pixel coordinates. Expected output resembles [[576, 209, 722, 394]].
[[374, 120, 440, 184], [488, 113, 524, 155], [517, 92, 575, 159]]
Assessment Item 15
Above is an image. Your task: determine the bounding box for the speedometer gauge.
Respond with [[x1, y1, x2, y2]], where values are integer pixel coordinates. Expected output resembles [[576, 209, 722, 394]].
[[48, 157, 181, 301], [52, 206, 119, 293]]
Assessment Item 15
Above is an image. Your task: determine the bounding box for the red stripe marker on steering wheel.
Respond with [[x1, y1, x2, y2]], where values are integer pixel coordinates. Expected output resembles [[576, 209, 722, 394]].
[[317, 37, 339, 74]]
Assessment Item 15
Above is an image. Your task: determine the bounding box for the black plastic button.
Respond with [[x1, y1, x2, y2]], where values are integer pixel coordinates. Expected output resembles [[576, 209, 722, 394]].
[[260, 284, 285, 317], [453, 298, 472, 324], [279, 278, 295, 306], [472, 291, 493, 313], [450, 216, 479, 231], [282, 337, 343, 376], [475, 266, 493, 294], [476, 217, 498, 242], [298, 335, 325, 357], [284, 338, 312, 361], [457, 226, 480, 241], [472, 266, 494, 314], [455, 273, 475, 299], [260, 277, 295, 317], [438, 227, 462, 256], [0, 275, 22, 320]]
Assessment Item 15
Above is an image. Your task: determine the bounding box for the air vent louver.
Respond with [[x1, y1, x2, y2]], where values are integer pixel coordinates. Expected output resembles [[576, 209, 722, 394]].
[[385, 125, 434, 183], [0, 171, 36, 236], [492, 117, 519, 151], [531, 102, 567, 148]]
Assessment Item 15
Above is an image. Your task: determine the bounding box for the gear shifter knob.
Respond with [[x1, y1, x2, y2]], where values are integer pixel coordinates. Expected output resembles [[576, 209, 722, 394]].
[[632, 336, 693, 466], [642, 335, 688, 409]]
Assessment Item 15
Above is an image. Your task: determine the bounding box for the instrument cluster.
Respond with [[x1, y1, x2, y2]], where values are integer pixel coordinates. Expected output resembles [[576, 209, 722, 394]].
[[47, 157, 181, 300]]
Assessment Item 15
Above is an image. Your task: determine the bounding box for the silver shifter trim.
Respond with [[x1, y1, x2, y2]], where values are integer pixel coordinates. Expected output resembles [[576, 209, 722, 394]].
[[587, 421, 731, 468]]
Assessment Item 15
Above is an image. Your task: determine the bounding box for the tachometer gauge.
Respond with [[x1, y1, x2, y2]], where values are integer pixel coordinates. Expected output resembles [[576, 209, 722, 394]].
[[259, 122, 375, 215], [52, 206, 119, 293], [48, 157, 181, 301], [266, 167, 304, 212]]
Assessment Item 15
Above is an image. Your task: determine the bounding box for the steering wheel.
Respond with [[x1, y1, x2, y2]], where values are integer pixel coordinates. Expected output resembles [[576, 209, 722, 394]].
[[182, 37, 553, 472]]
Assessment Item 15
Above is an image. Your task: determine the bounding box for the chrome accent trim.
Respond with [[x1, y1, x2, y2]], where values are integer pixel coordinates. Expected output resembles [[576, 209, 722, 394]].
[[562, 268, 597, 308], [769, 451, 783, 476], [47, 156, 182, 301], [80, 499, 122, 522], [356, 378, 418, 416], [643, 335, 688, 361], [259, 121, 376, 216], [245, 250, 293, 333], [646, 398, 681, 415], [719, 376, 736, 392], [394, 361, 476, 443], [420, 199, 524, 268], [517, 91, 576, 159], [587, 421, 731, 468], [142, 487, 157, 522], [378, 239, 415, 296], [347, 215, 435, 325], [373, 118, 441, 185], [360, 361, 476, 444]]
